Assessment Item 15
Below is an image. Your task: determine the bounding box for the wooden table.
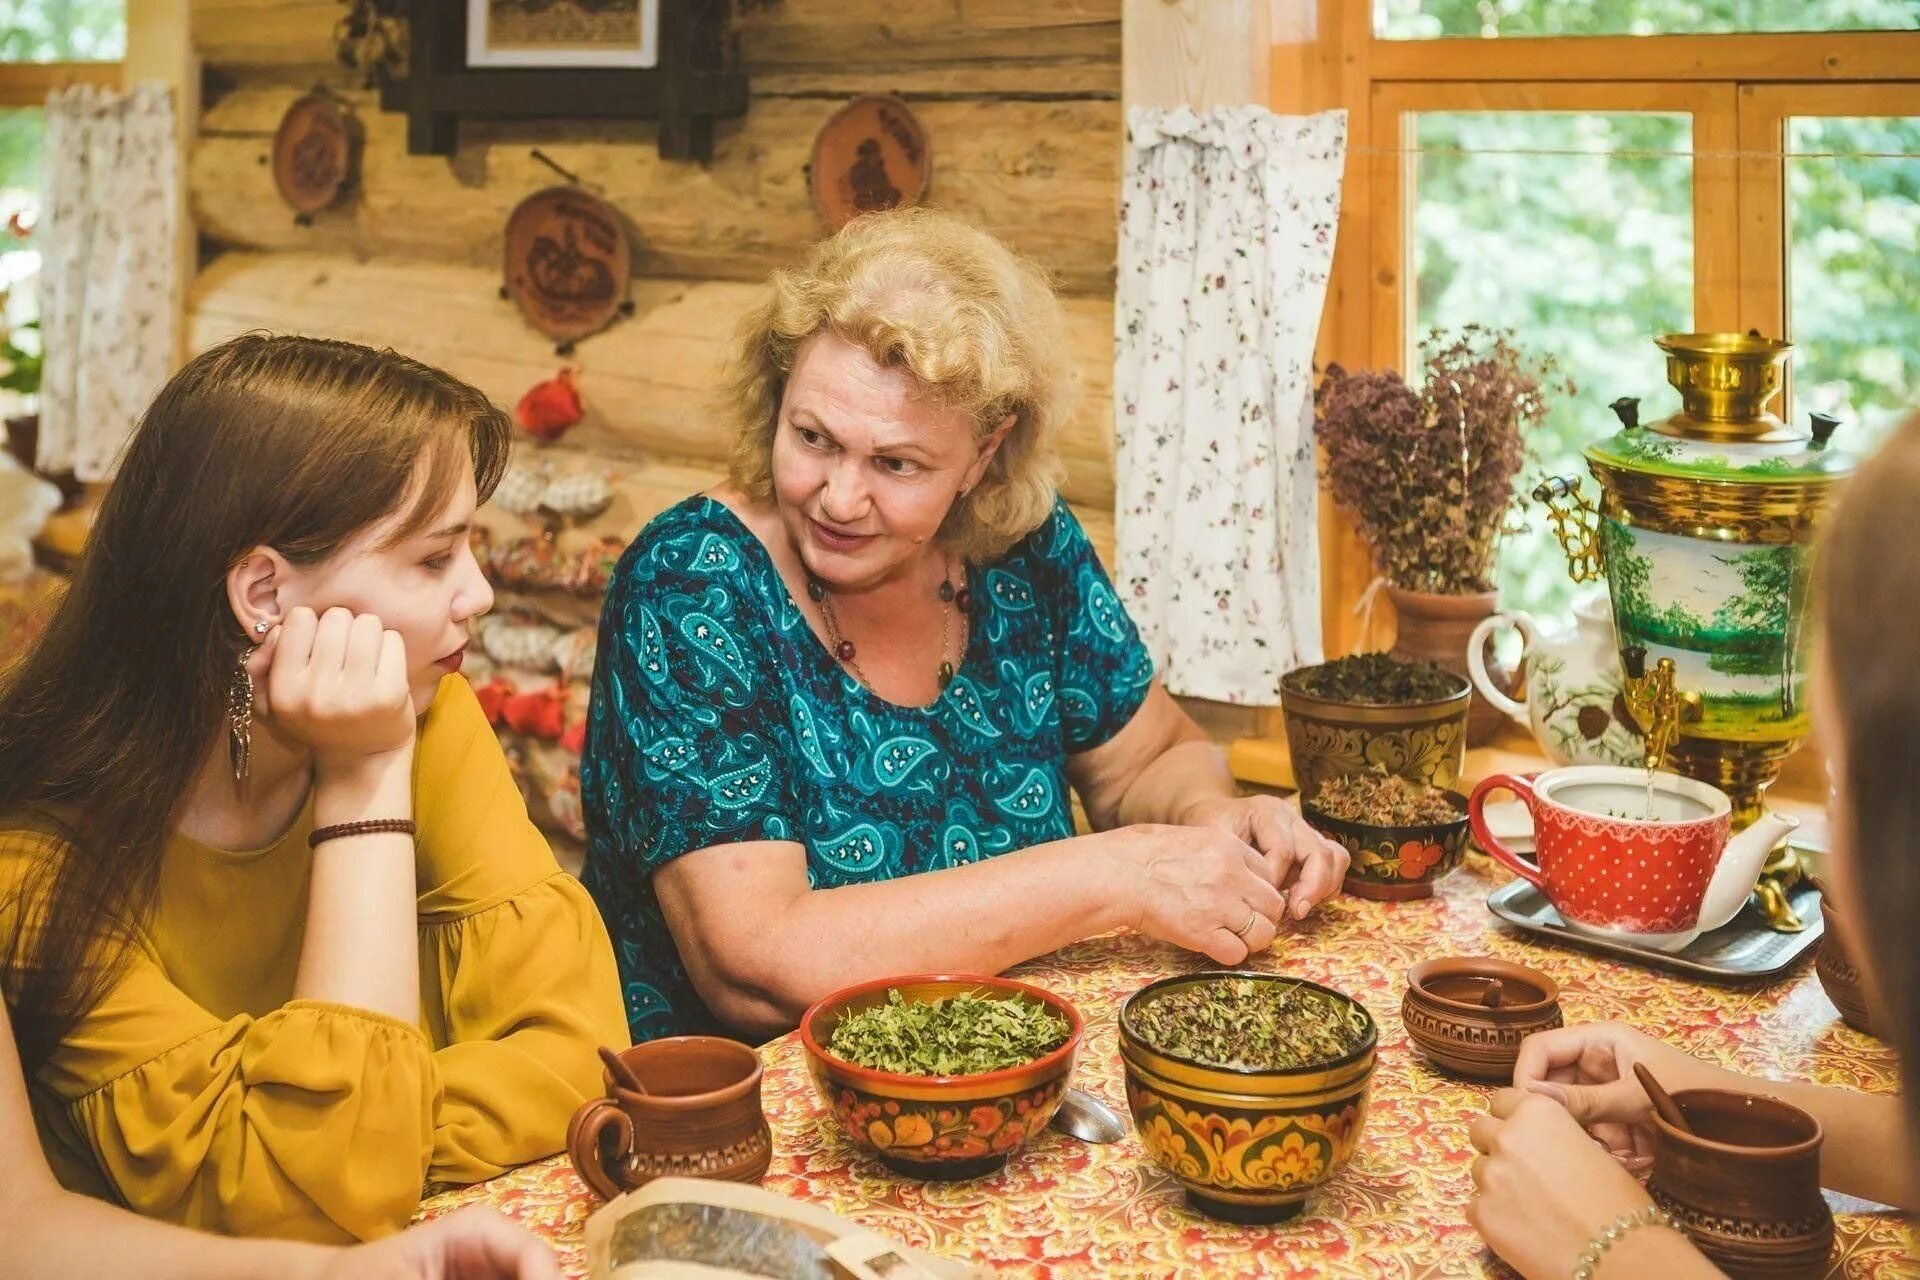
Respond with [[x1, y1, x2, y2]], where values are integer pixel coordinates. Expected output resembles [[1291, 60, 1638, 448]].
[[416, 856, 1911, 1278]]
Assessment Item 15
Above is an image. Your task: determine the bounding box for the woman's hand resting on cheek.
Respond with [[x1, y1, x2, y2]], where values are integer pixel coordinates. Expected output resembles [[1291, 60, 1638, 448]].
[[252, 605, 418, 772]]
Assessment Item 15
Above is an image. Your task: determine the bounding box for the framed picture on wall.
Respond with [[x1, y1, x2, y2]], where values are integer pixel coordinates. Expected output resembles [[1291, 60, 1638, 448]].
[[466, 0, 660, 69]]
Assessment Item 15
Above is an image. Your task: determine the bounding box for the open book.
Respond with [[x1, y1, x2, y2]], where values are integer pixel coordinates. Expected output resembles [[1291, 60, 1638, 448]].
[[584, 1177, 990, 1280]]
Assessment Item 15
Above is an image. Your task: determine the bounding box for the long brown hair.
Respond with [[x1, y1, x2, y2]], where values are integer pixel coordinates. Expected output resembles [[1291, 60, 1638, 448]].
[[1819, 411, 1920, 1147], [0, 334, 509, 1074]]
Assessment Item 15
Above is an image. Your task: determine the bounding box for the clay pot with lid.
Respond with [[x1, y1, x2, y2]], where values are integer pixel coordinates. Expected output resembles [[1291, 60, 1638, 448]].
[[1648, 1089, 1834, 1279], [1401, 957, 1564, 1080]]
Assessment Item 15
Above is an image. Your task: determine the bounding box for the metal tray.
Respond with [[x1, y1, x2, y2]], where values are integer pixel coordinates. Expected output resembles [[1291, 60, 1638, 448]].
[[1486, 877, 1824, 982]]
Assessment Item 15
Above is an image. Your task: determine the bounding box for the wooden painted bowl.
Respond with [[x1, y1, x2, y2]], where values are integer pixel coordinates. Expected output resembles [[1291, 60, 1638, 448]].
[[799, 974, 1082, 1181], [1649, 1089, 1835, 1278], [1402, 956, 1564, 1080], [1279, 665, 1471, 805], [1813, 896, 1877, 1038], [1118, 971, 1377, 1224], [1304, 790, 1472, 900]]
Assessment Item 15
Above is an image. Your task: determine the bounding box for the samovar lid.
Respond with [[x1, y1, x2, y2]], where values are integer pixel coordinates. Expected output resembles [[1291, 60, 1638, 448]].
[[1585, 333, 1858, 486]]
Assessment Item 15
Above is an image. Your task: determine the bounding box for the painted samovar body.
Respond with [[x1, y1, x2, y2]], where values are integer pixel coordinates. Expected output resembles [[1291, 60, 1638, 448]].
[[1537, 333, 1854, 831]]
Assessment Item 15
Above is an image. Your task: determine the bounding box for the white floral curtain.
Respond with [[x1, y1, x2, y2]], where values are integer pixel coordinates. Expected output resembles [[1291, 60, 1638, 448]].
[[36, 82, 178, 483], [1114, 106, 1346, 705]]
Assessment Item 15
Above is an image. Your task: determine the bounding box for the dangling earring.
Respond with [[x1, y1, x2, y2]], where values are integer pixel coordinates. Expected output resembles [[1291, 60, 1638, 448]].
[[228, 647, 254, 784]]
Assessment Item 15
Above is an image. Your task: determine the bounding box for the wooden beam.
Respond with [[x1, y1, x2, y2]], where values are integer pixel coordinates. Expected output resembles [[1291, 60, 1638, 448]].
[[191, 85, 1119, 296], [1122, 0, 1270, 109], [186, 251, 1120, 512], [191, 0, 1121, 88], [1370, 31, 1920, 84], [0, 61, 120, 108], [126, 0, 198, 374]]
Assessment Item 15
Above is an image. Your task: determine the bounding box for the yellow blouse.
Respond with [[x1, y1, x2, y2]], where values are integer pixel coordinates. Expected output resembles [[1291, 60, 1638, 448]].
[[1, 675, 628, 1242]]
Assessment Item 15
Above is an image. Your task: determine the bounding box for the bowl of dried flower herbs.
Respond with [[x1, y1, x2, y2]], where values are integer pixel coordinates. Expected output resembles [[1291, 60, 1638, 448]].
[[1301, 771, 1473, 901], [799, 974, 1083, 1180], [1280, 653, 1471, 805], [1118, 971, 1377, 1223]]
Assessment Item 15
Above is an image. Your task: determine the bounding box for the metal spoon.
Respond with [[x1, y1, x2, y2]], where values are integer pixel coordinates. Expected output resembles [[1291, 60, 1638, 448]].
[[1051, 1087, 1127, 1144]]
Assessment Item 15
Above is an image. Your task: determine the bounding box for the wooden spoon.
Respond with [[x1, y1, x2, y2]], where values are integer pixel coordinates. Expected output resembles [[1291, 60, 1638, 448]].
[[1478, 978, 1505, 1009], [599, 1045, 648, 1095], [1633, 1062, 1692, 1135]]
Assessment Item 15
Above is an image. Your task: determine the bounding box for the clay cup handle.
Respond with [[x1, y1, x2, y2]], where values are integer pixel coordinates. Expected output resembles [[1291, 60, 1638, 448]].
[[1469, 772, 1545, 887], [1468, 612, 1534, 724], [567, 1096, 634, 1201]]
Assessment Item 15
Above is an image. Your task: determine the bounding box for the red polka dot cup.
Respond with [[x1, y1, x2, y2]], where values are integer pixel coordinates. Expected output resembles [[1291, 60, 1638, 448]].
[[1468, 766, 1796, 952]]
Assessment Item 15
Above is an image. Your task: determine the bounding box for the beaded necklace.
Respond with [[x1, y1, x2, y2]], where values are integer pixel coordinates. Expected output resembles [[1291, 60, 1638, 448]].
[[807, 559, 972, 692]]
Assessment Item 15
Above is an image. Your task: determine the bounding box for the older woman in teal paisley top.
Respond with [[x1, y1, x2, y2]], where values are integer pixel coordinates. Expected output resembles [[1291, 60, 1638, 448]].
[[582, 209, 1350, 1042]]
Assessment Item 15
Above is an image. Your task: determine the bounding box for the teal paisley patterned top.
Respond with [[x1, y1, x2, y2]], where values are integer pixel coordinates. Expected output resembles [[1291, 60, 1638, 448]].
[[581, 496, 1155, 1041]]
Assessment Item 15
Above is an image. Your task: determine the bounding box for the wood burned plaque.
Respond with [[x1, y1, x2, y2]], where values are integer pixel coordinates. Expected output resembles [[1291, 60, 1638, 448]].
[[271, 92, 360, 217], [809, 95, 932, 230], [502, 186, 632, 345]]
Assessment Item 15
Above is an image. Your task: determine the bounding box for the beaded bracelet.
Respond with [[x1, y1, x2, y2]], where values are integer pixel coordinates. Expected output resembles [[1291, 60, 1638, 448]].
[[1572, 1205, 1681, 1280], [308, 818, 417, 849]]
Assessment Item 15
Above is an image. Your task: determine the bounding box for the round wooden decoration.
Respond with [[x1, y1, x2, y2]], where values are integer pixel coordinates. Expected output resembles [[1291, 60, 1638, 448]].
[[809, 95, 932, 230], [501, 186, 632, 346], [271, 91, 359, 216]]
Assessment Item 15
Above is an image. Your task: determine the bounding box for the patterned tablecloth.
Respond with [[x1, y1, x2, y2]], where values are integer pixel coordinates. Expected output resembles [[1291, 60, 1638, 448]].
[[417, 856, 1913, 1278]]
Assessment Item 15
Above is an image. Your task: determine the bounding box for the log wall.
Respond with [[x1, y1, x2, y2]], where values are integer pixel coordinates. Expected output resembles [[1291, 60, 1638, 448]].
[[186, 0, 1124, 852]]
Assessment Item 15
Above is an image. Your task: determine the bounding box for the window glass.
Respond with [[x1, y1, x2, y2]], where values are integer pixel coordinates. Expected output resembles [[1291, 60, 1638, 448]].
[[0, 0, 126, 62], [1411, 111, 1694, 623], [1377, 0, 1920, 40], [1786, 115, 1920, 454]]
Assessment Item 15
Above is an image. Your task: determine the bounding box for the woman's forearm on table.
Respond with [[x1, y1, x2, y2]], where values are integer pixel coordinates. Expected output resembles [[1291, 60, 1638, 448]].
[[1114, 739, 1236, 829], [2, 1184, 334, 1280], [671, 831, 1137, 1039], [1767, 1082, 1915, 1208], [1638, 1056, 1914, 1208]]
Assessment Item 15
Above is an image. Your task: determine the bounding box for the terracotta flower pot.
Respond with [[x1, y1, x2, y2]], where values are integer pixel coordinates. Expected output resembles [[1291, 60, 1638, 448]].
[[1385, 585, 1514, 747]]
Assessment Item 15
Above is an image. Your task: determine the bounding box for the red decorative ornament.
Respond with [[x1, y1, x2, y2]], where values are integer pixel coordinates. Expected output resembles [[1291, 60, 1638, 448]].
[[515, 368, 584, 443], [559, 719, 588, 755], [473, 676, 517, 726], [501, 683, 568, 740]]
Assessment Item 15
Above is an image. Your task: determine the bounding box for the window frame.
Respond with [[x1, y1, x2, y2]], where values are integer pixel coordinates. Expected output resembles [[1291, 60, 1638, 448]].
[[1283, 2, 1920, 657], [0, 61, 121, 109]]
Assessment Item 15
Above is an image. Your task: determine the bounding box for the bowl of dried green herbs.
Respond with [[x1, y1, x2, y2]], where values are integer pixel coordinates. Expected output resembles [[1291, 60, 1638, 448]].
[[799, 974, 1083, 1180], [1301, 771, 1473, 901], [1280, 653, 1471, 805], [1119, 971, 1378, 1223]]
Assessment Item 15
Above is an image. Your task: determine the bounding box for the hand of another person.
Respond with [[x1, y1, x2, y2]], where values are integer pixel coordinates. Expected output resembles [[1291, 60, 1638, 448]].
[[1468, 1089, 1662, 1280], [1182, 795, 1351, 920], [1511, 1022, 1740, 1171], [317, 1208, 562, 1280], [254, 605, 417, 771], [1108, 824, 1289, 963]]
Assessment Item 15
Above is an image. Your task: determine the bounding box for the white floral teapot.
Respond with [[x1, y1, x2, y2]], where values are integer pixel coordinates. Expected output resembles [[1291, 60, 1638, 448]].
[[1467, 593, 1644, 767]]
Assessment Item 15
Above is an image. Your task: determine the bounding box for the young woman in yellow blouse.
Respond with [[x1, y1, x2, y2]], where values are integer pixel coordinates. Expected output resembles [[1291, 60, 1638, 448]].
[[0, 334, 628, 1241]]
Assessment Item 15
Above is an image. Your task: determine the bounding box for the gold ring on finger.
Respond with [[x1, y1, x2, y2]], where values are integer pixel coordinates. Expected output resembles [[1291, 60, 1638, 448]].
[[1234, 908, 1259, 940]]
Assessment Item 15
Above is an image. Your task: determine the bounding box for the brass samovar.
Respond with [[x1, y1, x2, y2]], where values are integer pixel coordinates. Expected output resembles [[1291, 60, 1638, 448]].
[[1536, 334, 1855, 924]]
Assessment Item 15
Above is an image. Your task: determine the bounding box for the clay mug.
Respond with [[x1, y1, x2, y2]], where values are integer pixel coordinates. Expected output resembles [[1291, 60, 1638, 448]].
[[567, 1036, 772, 1200], [1648, 1089, 1834, 1278], [1468, 765, 1797, 952]]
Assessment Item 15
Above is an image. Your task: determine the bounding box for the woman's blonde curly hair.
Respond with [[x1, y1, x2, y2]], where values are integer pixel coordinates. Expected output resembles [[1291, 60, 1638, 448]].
[[723, 207, 1074, 561]]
